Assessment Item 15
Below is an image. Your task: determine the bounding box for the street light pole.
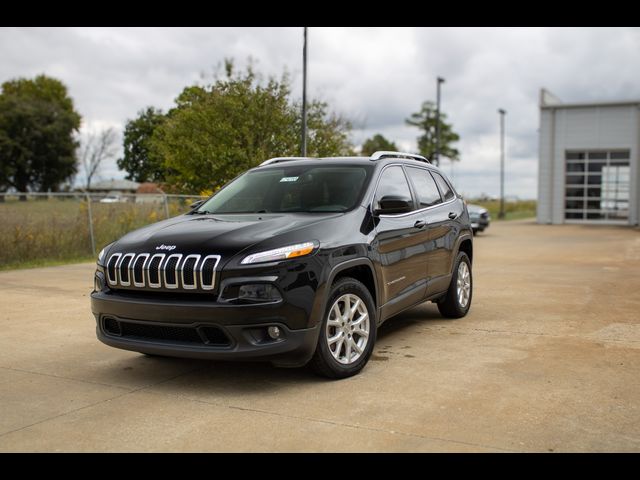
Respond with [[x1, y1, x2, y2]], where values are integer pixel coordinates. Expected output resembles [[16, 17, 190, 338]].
[[301, 26, 308, 157], [434, 76, 445, 167], [498, 108, 506, 219]]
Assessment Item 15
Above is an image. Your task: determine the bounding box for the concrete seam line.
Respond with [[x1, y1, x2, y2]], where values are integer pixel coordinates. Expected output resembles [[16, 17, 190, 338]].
[[0, 365, 135, 391], [0, 364, 205, 441], [224, 404, 519, 452], [0, 390, 133, 440], [446, 327, 640, 344], [139, 389, 518, 453]]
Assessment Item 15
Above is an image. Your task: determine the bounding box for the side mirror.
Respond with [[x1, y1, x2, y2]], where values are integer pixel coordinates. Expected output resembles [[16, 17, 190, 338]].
[[190, 199, 205, 210], [374, 195, 413, 215]]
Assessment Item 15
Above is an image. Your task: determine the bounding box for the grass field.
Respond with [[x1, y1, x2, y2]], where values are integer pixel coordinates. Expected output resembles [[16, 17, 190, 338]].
[[469, 199, 537, 221], [0, 197, 537, 271], [0, 197, 201, 270]]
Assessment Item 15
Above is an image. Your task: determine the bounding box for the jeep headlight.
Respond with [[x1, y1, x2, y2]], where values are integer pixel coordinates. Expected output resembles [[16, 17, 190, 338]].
[[97, 242, 114, 266], [240, 241, 318, 265]]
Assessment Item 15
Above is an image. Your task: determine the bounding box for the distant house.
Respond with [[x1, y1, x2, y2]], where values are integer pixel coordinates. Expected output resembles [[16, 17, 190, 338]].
[[135, 183, 165, 204], [88, 179, 140, 194], [82, 179, 140, 202]]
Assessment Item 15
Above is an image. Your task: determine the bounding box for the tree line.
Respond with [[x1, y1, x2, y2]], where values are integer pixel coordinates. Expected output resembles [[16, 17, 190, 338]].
[[0, 60, 460, 197]]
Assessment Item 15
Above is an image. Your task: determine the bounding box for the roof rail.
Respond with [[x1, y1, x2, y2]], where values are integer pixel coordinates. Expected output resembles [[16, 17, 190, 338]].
[[259, 157, 314, 166], [370, 151, 430, 163]]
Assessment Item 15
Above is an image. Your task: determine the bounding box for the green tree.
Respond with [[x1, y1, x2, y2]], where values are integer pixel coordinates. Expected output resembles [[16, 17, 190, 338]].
[[360, 133, 398, 156], [117, 107, 166, 183], [300, 99, 353, 158], [405, 101, 460, 164], [0, 75, 81, 195], [150, 60, 353, 193]]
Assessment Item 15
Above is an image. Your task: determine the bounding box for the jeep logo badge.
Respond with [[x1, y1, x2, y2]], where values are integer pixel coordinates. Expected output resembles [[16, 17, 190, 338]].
[[155, 244, 176, 251]]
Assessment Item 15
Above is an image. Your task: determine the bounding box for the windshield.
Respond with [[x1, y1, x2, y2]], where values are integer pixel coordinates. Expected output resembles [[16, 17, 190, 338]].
[[196, 165, 372, 214]]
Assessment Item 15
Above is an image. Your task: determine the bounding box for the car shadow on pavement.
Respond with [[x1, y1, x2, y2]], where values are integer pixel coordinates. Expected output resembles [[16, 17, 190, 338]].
[[377, 301, 449, 340], [111, 301, 451, 389], [135, 353, 327, 388]]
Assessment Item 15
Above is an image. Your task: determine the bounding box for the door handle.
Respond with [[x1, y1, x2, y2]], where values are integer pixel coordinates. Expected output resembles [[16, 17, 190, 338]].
[[414, 220, 426, 229], [448, 212, 458, 220]]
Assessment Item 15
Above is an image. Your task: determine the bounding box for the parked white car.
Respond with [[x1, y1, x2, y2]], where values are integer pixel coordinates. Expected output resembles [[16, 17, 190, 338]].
[[99, 192, 125, 203], [467, 204, 491, 234]]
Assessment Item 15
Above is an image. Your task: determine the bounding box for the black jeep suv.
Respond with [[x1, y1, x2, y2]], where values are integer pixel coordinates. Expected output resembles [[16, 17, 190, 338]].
[[91, 151, 473, 378]]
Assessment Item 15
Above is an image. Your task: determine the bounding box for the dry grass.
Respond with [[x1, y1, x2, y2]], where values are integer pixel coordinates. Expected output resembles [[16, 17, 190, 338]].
[[1, 197, 538, 270], [469, 199, 537, 221], [0, 197, 200, 270]]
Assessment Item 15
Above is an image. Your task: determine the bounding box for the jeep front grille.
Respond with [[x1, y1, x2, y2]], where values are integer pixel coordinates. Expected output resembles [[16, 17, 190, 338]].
[[106, 252, 221, 291]]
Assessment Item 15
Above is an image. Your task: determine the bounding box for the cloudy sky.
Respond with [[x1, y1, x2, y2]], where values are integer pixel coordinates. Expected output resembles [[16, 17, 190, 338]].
[[2, 27, 639, 198]]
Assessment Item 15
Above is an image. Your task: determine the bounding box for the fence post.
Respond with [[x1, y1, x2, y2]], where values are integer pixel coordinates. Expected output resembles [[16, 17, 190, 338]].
[[85, 193, 96, 257], [164, 194, 170, 219]]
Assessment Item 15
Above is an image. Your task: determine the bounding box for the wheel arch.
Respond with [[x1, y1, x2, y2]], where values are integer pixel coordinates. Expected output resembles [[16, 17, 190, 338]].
[[449, 232, 473, 274], [326, 258, 379, 308], [457, 235, 473, 264]]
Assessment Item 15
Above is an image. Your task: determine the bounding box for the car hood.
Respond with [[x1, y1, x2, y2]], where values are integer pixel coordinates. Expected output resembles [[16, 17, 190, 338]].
[[467, 204, 488, 214], [108, 212, 341, 263]]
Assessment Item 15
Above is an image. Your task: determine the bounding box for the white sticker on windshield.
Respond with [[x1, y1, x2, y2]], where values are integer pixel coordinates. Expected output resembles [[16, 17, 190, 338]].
[[280, 176, 299, 182]]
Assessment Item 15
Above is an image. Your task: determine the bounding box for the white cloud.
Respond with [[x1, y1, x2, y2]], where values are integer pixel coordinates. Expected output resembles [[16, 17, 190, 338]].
[[2, 27, 639, 197]]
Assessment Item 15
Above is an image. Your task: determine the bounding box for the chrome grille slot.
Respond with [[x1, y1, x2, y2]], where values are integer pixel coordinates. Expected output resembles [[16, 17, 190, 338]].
[[147, 254, 165, 288], [106, 253, 122, 286], [181, 254, 200, 289], [163, 254, 182, 289], [118, 253, 135, 286], [132, 253, 149, 287], [104, 251, 221, 292], [200, 255, 221, 291]]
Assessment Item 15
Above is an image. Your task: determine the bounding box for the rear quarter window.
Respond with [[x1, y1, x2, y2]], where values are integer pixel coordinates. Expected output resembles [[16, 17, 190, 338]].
[[432, 172, 455, 201]]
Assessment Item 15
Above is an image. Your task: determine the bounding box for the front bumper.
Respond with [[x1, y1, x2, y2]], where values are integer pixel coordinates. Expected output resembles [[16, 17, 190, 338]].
[[91, 291, 321, 367], [470, 218, 490, 230]]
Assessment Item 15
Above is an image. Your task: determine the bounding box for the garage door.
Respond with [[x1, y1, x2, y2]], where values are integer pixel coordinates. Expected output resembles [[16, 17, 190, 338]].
[[564, 150, 630, 223]]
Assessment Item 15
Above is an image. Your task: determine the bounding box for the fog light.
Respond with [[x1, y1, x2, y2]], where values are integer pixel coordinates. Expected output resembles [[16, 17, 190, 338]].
[[238, 284, 282, 302], [267, 326, 281, 339]]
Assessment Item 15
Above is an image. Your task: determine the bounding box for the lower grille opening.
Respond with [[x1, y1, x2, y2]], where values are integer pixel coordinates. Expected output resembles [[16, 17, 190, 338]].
[[102, 318, 231, 347], [121, 322, 203, 344], [201, 326, 230, 346], [104, 317, 121, 335]]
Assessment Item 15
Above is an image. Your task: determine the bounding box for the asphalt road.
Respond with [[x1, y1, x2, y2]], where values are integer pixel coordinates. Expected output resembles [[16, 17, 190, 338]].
[[1, 220, 639, 452]]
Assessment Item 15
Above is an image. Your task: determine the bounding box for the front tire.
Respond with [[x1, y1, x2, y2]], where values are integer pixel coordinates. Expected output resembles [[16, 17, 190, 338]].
[[437, 252, 472, 318], [309, 277, 376, 379]]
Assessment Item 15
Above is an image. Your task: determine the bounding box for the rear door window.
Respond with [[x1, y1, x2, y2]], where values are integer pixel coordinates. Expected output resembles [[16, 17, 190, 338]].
[[406, 167, 443, 208]]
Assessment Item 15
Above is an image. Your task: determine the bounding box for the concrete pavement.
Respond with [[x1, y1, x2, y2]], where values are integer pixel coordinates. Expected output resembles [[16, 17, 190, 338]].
[[0, 220, 639, 452]]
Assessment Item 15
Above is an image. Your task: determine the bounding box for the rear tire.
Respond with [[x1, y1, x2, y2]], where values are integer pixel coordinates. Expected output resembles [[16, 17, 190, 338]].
[[437, 252, 472, 319], [309, 277, 376, 379]]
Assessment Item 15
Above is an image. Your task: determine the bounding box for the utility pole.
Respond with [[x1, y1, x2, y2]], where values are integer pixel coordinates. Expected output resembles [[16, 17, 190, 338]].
[[434, 76, 445, 166], [498, 108, 506, 219], [301, 26, 308, 157]]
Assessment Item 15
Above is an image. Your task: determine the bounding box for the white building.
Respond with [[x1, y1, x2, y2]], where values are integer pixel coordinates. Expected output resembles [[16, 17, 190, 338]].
[[537, 89, 639, 225]]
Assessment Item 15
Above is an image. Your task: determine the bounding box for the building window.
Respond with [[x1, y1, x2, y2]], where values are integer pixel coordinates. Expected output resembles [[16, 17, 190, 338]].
[[564, 150, 630, 221]]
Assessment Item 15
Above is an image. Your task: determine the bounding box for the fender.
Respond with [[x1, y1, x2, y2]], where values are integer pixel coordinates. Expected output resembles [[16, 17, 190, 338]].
[[449, 230, 474, 273], [308, 257, 380, 329]]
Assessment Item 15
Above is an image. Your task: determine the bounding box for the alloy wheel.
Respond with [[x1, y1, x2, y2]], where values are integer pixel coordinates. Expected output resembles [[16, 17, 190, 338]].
[[457, 261, 471, 308], [325, 293, 370, 365]]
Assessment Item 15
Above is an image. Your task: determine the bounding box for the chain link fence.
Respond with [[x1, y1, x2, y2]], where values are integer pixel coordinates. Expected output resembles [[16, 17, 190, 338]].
[[0, 192, 207, 269]]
